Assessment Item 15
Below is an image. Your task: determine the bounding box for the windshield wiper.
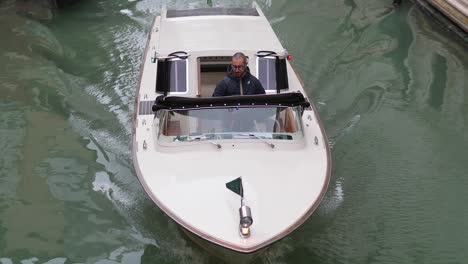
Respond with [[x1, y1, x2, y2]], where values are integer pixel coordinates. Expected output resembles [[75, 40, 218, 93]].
[[186, 135, 222, 149], [237, 134, 275, 149]]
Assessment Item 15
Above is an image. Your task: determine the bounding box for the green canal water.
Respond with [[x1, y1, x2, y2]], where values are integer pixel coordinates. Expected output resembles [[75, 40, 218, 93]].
[[1, 0, 467, 263]]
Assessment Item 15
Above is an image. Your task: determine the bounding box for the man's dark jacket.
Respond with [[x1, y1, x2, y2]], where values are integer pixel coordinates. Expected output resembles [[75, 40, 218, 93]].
[[212, 70, 266, 97]]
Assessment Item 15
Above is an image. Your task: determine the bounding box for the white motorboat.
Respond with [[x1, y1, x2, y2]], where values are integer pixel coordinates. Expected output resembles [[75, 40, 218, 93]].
[[132, 2, 331, 254]]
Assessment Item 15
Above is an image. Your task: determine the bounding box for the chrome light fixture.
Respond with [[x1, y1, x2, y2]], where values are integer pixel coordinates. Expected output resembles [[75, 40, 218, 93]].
[[239, 205, 253, 237]]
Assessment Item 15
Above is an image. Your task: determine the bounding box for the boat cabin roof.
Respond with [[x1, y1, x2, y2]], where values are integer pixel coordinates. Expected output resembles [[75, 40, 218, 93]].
[[158, 4, 285, 55]]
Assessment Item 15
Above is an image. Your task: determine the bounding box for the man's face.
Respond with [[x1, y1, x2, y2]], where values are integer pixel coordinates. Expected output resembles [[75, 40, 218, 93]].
[[231, 57, 246, 78]]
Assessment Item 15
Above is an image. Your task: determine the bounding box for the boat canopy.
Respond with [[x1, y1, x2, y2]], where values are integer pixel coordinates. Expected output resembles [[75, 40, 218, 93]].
[[152, 92, 311, 112]]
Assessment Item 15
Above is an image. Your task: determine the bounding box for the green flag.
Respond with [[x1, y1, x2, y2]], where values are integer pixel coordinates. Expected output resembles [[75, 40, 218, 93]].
[[226, 177, 243, 197]]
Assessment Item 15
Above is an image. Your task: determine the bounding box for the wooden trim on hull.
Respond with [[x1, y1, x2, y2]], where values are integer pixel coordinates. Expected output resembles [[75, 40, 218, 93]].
[[132, 17, 332, 254]]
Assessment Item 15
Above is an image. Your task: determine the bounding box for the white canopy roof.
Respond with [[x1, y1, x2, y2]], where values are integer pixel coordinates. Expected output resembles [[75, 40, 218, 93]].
[[157, 7, 285, 54]]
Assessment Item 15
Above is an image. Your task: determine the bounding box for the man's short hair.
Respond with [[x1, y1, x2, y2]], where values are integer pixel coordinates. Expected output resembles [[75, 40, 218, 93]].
[[232, 52, 247, 64]]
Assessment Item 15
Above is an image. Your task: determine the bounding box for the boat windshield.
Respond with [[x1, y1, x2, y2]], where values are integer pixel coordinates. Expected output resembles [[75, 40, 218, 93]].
[[157, 106, 304, 143]]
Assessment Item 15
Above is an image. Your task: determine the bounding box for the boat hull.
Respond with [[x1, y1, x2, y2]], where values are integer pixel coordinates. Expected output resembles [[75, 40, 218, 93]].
[[180, 227, 267, 263], [132, 2, 332, 254]]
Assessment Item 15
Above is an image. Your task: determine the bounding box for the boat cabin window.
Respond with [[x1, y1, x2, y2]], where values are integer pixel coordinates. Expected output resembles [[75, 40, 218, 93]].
[[198, 56, 231, 97], [157, 106, 304, 143], [257, 57, 289, 92], [156, 58, 188, 94]]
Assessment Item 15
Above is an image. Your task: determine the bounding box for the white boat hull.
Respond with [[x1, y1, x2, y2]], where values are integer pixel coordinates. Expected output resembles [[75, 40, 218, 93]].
[[132, 2, 331, 253]]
